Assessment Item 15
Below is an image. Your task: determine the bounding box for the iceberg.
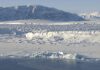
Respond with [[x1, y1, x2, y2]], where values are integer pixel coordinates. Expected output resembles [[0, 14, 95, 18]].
[[31, 52, 86, 60]]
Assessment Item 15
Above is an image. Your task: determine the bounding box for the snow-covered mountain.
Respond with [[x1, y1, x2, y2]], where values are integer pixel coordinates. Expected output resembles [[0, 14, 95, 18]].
[[79, 12, 100, 20], [0, 5, 84, 21]]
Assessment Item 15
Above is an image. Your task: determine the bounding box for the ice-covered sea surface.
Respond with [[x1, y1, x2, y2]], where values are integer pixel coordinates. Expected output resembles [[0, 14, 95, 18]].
[[0, 20, 100, 69]]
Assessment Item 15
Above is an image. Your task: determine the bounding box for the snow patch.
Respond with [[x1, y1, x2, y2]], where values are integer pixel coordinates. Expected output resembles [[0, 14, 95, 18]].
[[25, 32, 34, 40], [0, 22, 24, 24]]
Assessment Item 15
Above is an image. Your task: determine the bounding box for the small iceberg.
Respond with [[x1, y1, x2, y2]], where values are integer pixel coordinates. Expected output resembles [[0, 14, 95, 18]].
[[34, 52, 64, 59], [63, 53, 86, 60], [63, 53, 78, 59]]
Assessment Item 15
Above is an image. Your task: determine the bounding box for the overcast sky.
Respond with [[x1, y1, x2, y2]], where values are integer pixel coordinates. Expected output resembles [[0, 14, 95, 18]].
[[0, 0, 100, 13]]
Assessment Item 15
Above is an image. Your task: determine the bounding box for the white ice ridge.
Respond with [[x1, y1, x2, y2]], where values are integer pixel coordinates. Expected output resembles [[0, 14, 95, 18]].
[[25, 31, 100, 43]]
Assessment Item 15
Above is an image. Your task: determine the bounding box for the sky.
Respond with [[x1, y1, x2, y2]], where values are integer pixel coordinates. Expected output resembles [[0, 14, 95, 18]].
[[0, 0, 100, 13]]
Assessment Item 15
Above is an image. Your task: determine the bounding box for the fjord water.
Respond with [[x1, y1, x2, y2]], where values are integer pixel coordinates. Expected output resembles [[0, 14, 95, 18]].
[[0, 58, 100, 70]]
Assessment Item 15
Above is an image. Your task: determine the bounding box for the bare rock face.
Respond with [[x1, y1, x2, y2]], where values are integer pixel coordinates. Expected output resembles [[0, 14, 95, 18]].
[[0, 5, 84, 21]]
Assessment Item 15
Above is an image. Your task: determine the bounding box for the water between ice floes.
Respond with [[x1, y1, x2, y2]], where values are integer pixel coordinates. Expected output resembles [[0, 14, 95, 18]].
[[0, 57, 100, 70]]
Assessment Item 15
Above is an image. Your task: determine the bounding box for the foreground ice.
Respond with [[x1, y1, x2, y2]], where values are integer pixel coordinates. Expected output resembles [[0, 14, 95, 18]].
[[0, 51, 92, 61]]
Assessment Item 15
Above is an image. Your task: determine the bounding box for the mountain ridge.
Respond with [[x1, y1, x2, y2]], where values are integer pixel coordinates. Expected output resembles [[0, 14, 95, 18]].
[[0, 5, 84, 21]]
